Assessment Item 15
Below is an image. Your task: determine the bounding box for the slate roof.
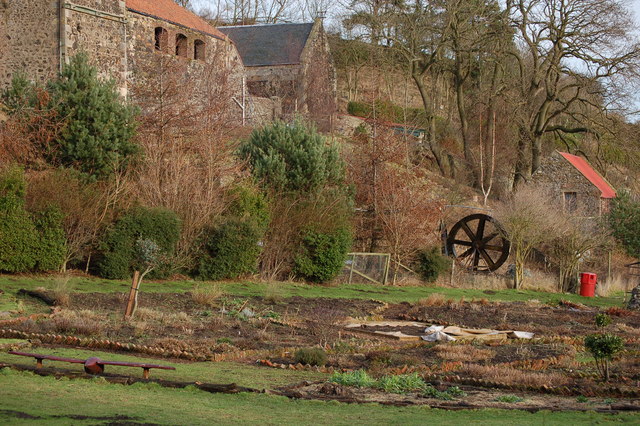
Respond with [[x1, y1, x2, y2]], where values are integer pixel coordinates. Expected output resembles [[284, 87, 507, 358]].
[[558, 151, 616, 198], [218, 23, 314, 66], [126, 0, 226, 40]]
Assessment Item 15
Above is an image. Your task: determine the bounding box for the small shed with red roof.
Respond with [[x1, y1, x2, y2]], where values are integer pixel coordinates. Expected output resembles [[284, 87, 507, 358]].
[[530, 150, 616, 217]]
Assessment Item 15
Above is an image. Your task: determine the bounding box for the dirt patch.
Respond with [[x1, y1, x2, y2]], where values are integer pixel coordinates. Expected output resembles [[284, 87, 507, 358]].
[[275, 381, 640, 413]]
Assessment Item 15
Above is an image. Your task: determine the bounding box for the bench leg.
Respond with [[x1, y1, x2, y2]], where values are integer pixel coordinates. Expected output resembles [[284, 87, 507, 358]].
[[36, 358, 43, 369], [143, 368, 150, 379]]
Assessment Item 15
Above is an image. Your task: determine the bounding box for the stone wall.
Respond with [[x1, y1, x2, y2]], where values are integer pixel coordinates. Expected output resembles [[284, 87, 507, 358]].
[[299, 19, 337, 126], [64, 0, 128, 93], [530, 151, 603, 217], [245, 64, 300, 114], [0, 0, 59, 89], [126, 11, 245, 122]]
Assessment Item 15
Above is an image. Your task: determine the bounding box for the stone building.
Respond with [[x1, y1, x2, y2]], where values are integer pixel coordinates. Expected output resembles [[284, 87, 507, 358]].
[[530, 151, 616, 217], [218, 20, 337, 127], [0, 0, 246, 119]]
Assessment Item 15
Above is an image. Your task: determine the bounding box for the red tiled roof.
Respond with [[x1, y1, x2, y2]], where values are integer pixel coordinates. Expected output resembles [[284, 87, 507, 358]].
[[558, 152, 616, 198], [126, 0, 226, 40]]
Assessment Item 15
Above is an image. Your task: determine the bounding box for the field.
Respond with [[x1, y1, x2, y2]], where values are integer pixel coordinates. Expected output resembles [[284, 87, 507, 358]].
[[0, 274, 639, 424]]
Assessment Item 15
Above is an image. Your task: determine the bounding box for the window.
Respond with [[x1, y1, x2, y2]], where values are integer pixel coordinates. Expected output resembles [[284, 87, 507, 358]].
[[564, 192, 578, 214], [176, 34, 188, 57], [154, 27, 168, 52], [194, 39, 206, 61]]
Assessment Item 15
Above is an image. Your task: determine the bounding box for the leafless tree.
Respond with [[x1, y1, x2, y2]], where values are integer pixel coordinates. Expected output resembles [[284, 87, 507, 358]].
[[506, 0, 640, 188]]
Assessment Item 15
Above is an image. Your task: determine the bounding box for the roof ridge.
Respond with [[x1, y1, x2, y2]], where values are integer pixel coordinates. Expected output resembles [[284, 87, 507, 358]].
[[219, 22, 313, 29]]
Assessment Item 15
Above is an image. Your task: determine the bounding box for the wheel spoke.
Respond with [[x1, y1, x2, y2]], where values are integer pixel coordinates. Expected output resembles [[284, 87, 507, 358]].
[[460, 222, 476, 240], [459, 247, 474, 258], [480, 232, 498, 244], [452, 239, 473, 246], [479, 249, 496, 269], [484, 244, 504, 251], [476, 217, 487, 240]]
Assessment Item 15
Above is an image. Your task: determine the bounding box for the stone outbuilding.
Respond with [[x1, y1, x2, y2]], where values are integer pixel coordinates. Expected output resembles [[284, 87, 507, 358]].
[[530, 151, 616, 217], [218, 20, 337, 128], [0, 0, 246, 120]]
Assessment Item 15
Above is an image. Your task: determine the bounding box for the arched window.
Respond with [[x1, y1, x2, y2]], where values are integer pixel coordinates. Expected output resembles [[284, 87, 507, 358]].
[[176, 34, 188, 58], [154, 27, 168, 52], [194, 39, 206, 61]]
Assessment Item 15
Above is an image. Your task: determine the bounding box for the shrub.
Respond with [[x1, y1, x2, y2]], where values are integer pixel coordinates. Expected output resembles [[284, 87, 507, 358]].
[[96, 206, 180, 279], [197, 185, 269, 280], [595, 313, 612, 328], [608, 191, 640, 257], [294, 347, 327, 366], [415, 247, 450, 283], [294, 227, 352, 283], [31, 206, 66, 271], [197, 219, 264, 280], [0, 165, 64, 272], [191, 284, 224, 307], [584, 333, 624, 381]]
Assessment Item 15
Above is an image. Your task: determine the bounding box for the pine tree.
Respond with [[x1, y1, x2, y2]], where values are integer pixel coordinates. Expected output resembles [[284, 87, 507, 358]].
[[47, 53, 139, 178]]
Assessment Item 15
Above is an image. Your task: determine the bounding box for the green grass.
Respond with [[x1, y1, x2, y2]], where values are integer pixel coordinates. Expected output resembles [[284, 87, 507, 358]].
[[0, 274, 626, 308], [0, 346, 326, 389], [1, 369, 638, 425]]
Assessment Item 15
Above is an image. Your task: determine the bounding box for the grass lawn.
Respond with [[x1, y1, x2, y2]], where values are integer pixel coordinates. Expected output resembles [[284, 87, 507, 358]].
[[0, 275, 627, 309], [1, 369, 638, 425], [0, 344, 327, 389]]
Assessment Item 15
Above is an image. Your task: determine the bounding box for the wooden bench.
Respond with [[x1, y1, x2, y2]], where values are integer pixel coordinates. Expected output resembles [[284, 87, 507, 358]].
[[9, 351, 175, 379]]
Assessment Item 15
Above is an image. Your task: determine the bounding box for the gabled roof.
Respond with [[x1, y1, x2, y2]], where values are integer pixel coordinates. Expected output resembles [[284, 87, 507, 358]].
[[218, 23, 314, 66], [558, 151, 616, 198], [126, 0, 226, 40]]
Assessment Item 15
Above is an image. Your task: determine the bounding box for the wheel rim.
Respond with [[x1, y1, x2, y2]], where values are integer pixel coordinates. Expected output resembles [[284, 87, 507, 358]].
[[446, 213, 510, 272]]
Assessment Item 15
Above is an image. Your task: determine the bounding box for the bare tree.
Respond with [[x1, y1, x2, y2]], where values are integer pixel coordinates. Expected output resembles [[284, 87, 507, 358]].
[[493, 186, 560, 289], [506, 0, 640, 188]]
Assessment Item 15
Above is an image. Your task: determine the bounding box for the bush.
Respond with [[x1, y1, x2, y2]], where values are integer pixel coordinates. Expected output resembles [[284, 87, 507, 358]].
[[197, 219, 264, 280], [608, 191, 640, 257], [31, 206, 66, 271], [294, 347, 327, 366], [416, 247, 450, 283], [294, 227, 352, 283], [0, 165, 65, 272], [595, 313, 612, 328], [197, 184, 269, 281], [96, 206, 180, 279], [584, 333, 624, 381]]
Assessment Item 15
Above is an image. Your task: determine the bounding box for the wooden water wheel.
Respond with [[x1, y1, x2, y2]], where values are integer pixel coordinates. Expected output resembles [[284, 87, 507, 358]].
[[445, 213, 510, 272]]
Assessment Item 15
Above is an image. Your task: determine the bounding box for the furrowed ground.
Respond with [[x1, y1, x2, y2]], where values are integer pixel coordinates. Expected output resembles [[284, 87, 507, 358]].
[[0, 274, 638, 424]]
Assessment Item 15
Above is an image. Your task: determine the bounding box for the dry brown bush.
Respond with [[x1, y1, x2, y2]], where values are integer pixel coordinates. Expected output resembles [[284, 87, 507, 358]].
[[49, 276, 72, 307], [49, 310, 103, 336], [461, 364, 568, 387], [130, 53, 244, 269], [346, 128, 444, 283], [417, 293, 447, 307], [191, 284, 224, 307], [435, 344, 494, 362]]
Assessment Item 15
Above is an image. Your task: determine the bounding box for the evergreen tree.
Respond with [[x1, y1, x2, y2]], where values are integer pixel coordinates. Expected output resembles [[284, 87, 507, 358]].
[[608, 191, 640, 257], [47, 53, 139, 178], [238, 120, 345, 194]]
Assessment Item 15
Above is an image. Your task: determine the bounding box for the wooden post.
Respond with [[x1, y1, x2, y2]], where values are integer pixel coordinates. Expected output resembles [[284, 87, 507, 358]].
[[124, 271, 140, 318]]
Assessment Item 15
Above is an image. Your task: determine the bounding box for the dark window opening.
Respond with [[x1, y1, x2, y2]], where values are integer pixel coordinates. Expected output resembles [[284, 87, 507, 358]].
[[194, 39, 206, 61], [154, 27, 168, 52], [564, 192, 578, 214], [176, 34, 188, 57]]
